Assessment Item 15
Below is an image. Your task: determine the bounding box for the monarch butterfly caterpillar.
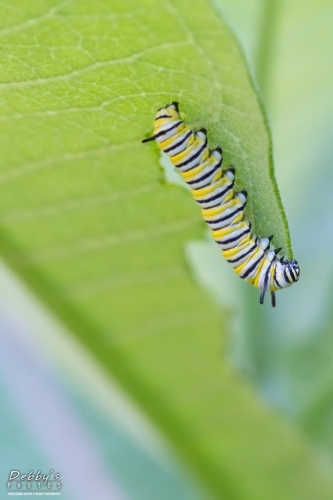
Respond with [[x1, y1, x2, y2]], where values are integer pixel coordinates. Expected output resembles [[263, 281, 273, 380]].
[[142, 102, 300, 307]]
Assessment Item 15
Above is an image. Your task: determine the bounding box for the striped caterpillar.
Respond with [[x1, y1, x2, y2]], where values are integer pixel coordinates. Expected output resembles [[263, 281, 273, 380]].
[[142, 102, 300, 307]]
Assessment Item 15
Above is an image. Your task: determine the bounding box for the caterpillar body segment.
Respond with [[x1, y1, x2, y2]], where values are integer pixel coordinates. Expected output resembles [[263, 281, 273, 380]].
[[142, 102, 300, 306]]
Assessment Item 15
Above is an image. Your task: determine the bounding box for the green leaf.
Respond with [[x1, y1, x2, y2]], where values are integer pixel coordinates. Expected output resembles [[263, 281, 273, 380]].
[[0, 0, 329, 499], [0, 0, 291, 256]]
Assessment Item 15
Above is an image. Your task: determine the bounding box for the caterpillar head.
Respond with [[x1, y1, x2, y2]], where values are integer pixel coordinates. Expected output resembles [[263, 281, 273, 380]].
[[286, 259, 300, 283], [277, 257, 300, 286], [263, 257, 300, 307]]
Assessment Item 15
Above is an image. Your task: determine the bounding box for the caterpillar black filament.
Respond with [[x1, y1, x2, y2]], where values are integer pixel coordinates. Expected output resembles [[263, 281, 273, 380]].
[[142, 102, 300, 307]]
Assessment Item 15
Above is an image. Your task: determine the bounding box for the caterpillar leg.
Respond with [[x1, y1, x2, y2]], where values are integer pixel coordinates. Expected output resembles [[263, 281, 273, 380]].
[[259, 286, 266, 305], [259, 275, 269, 305], [271, 291, 276, 307]]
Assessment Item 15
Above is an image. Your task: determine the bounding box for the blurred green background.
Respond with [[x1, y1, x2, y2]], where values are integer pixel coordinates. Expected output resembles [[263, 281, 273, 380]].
[[0, 1, 332, 499]]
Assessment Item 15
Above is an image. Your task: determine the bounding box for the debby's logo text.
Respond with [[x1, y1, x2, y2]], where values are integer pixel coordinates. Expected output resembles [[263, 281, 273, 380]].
[[7, 470, 62, 495]]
